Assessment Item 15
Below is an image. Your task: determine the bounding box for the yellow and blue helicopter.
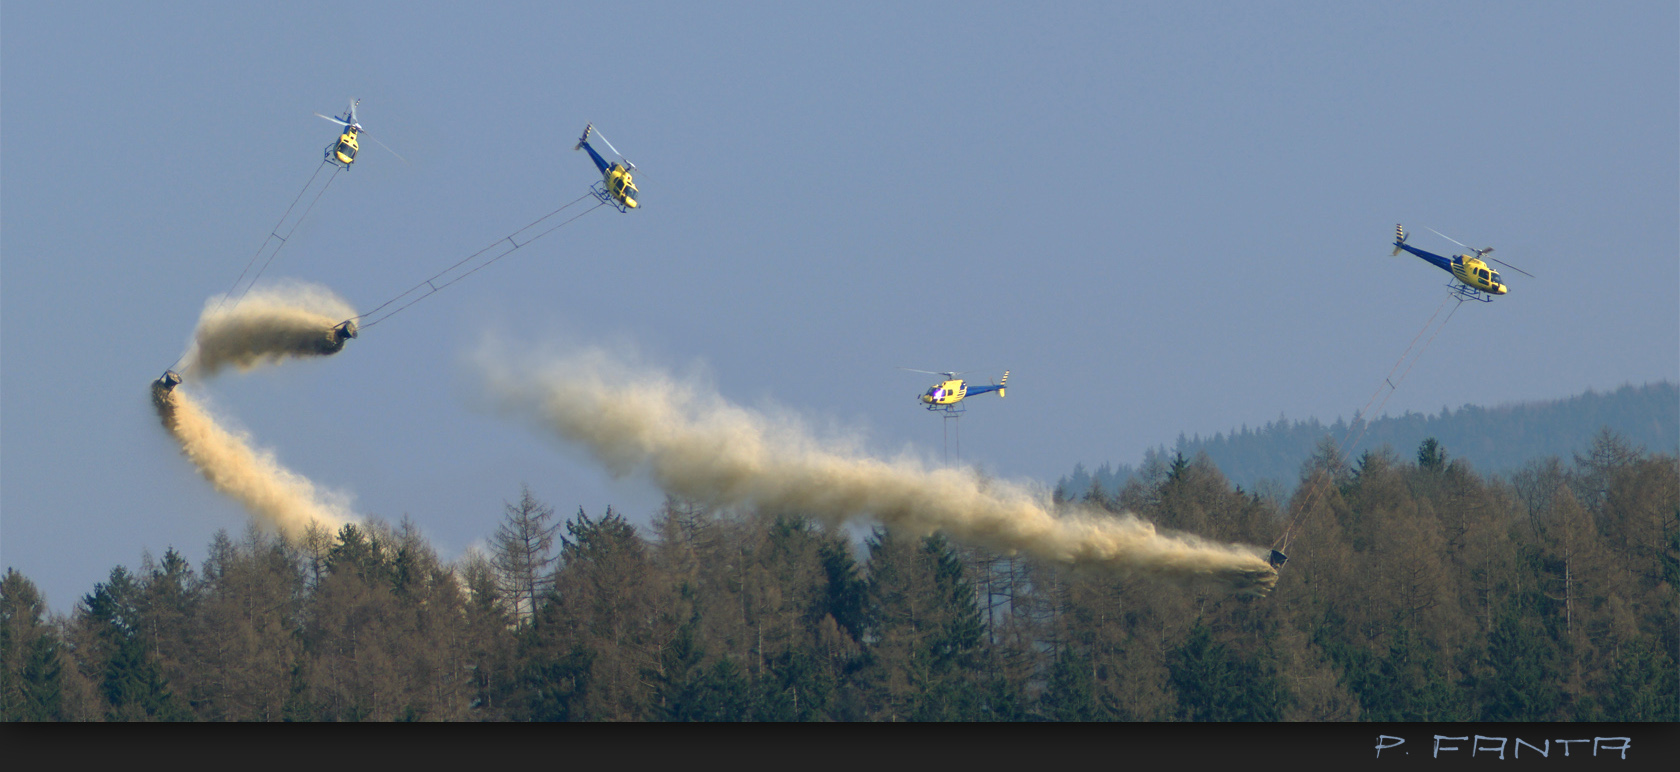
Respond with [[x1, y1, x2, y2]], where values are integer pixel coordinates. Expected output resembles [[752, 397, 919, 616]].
[[575, 123, 639, 212], [904, 369, 1009, 412], [315, 99, 405, 170], [1391, 224, 1532, 302]]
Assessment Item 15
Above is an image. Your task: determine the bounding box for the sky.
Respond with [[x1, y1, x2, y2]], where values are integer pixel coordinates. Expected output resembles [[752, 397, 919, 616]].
[[4, 1, 1676, 612]]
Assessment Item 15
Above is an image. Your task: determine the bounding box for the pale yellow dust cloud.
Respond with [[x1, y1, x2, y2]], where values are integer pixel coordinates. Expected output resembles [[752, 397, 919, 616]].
[[180, 282, 357, 378], [483, 347, 1278, 595], [152, 382, 351, 541]]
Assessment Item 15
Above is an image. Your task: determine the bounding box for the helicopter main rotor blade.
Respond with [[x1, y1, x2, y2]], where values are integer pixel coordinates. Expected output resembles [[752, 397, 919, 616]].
[[1423, 226, 1473, 253], [315, 112, 352, 128], [365, 133, 409, 164], [1489, 257, 1535, 278], [588, 127, 645, 178], [1424, 226, 1518, 272], [1425, 226, 1494, 259], [899, 368, 968, 378], [593, 128, 624, 159]]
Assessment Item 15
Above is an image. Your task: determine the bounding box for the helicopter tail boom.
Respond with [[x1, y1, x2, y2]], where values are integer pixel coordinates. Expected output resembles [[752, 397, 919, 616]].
[[961, 371, 1010, 399]]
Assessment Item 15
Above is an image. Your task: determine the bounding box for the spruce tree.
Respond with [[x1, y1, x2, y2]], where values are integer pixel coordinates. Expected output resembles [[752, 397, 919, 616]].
[[82, 567, 188, 721], [1417, 437, 1447, 471], [1041, 647, 1097, 721], [1167, 622, 1282, 721], [1478, 596, 1563, 721], [2, 570, 64, 721]]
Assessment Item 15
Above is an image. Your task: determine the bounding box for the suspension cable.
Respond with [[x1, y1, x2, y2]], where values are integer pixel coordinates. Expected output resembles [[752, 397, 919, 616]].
[[352, 193, 604, 330], [214, 161, 337, 312], [166, 161, 341, 373], [235, 165, 341, 305], [1274, 292, 1468, 553]]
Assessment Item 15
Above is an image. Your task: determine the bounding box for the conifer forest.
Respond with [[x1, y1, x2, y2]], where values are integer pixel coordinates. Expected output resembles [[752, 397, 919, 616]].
[[3, 431, 1675, 722]]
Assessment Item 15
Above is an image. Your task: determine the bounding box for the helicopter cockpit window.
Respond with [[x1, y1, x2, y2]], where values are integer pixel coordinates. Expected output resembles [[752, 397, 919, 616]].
[[340, 143, 357, 159]]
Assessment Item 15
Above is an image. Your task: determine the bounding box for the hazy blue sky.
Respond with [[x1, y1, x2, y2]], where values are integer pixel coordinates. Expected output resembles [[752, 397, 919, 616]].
[[5, 1, 1676, 611]]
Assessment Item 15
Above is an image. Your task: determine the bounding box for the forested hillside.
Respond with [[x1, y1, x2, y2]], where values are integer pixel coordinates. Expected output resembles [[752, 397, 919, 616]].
[[1060, 381, 1677, 498], [3, 432, 1676, 721]]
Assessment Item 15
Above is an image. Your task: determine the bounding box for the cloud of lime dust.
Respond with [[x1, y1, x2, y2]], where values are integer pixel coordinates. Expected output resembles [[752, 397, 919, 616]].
[[151, 381, 351, 540], [480, 345, 1279, 595], [152, 281, 358, 540], [179, 282, 357, 378]]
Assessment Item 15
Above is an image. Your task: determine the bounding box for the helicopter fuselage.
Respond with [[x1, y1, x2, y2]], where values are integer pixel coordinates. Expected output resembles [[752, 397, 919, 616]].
[[579, 138, 638, 210], [327, 129, 359, 169], [604, 165, 638, 210], [920, 372, 1007, 410], [1395, 241, 1506, 296], [922, 379, 969, 408]]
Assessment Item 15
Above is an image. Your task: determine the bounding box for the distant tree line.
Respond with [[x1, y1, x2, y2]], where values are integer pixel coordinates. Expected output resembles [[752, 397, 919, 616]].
[[3, 430, 1675, 721], [1061, 382, 1678, 496]]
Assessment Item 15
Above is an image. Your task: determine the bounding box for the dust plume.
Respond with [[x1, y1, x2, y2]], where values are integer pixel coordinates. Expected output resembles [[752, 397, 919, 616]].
[[152, 381, 351, 540], [179, 282, 357, 378], [482, 347, 1279, 595]]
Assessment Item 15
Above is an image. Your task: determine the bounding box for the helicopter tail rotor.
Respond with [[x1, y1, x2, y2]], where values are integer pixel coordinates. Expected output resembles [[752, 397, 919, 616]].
[[998, 370, 1009, 398], [318, 98, 362, 130], [1392, 224, 1407, 256], [574, 123, 593, 151]]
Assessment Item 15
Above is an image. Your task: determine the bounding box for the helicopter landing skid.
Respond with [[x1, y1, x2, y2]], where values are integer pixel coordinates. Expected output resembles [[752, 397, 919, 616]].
[[1448, 283, 1493, 303], [590, 181, 630, 213], [926, 402, 967, 414]]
